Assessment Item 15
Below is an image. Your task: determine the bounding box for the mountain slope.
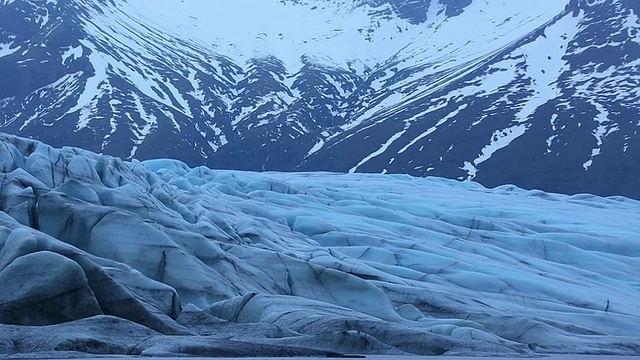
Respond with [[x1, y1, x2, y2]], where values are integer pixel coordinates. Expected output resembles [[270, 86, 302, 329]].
[[304, 0, 640, 198], [0, 0, 639, 198], [1, 133, 639, 357]]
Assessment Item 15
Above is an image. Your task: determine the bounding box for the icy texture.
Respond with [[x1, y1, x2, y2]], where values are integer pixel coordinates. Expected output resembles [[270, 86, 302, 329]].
[[0, 133, 639, 357]]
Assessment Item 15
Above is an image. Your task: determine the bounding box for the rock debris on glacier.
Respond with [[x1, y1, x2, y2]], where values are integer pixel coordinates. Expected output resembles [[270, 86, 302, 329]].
[[0, 132, 639, 357]]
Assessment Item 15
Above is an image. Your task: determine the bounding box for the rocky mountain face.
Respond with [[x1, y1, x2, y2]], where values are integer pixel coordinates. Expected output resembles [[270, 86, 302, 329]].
[[1, 0, 639, 198]]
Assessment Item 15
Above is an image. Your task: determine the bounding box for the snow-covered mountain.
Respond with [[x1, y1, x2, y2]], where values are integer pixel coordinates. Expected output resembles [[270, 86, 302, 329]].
[[1, 0, 639, 198], [1, 133, 639, 357]]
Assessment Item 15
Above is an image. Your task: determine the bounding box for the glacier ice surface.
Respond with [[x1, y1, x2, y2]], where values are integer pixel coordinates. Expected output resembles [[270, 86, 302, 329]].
[[0, 132, 639, 357]]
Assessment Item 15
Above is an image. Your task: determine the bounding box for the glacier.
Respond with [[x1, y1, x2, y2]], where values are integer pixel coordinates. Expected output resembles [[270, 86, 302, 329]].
[[0, 132, 639, 357]]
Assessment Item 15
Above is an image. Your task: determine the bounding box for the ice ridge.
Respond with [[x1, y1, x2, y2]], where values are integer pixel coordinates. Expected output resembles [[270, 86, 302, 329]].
[[0, 132, 639, 357]]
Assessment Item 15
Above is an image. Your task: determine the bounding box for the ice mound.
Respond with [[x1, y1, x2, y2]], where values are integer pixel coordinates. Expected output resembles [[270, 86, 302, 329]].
[[0, 133, 639, 357]]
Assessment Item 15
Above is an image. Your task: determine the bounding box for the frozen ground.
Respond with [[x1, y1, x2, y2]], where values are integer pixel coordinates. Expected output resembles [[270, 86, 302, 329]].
[[0, 133, 639, 357]]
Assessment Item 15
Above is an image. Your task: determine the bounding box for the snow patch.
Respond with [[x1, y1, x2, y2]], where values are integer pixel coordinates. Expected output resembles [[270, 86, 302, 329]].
[[60, 45, 84, 65], [624, 9, 640, 45], [128, 92, 158, 158], [306, 139, 325, 158], [398, 103, 468, 154], [349, 123, 409, 173], [465, 124, 530, 180], [582, 101, 616, 171], [341, 92, 405, 133], [514, 11, 583, 123], [0, 42, 20, 58]]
